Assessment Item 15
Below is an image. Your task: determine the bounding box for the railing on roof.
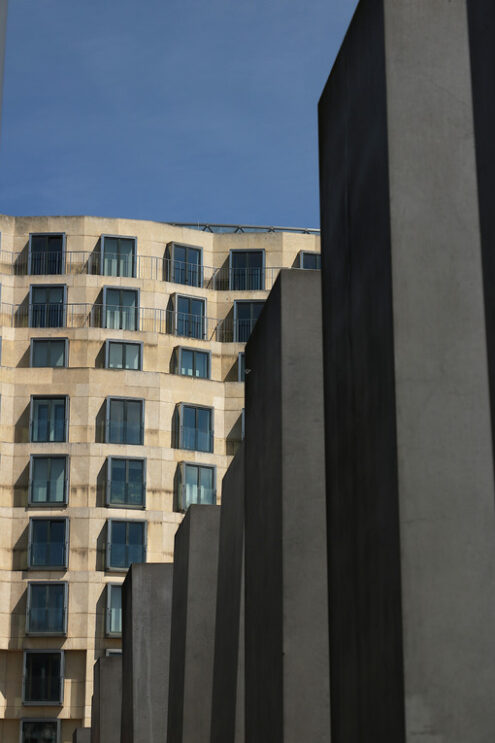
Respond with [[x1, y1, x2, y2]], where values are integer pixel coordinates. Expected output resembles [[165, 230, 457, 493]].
[[169, 222, 320, 235]]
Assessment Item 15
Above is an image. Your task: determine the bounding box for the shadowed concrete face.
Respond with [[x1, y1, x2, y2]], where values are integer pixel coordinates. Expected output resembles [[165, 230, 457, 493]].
[[121, 562, 173, 743], [72, 729, 90, 743], [91, 656, 122, 743]]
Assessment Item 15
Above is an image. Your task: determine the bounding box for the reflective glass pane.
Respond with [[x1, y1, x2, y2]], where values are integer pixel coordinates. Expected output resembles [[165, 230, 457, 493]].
[[108, 342, 123, 369], [125, 400, 142, 444], [180, 349, 194, 376], [197, 408, 212, 452], [109, 399, 124, 443], [109, 459, 126, 504], [51, 458, 66, 502], [128, 460, 144, 505], [103, 237, 119, 276], [125, 343, 140, 370], [32, 458, 49, 502], [108, 585, 122, 634], [194, 351, 208, 378], [29, 583, 65, 633], [24, 652, 61, 703], [22, 719, 58, 743], [32, 341, 49, 367], [50, 340, 66, 367]]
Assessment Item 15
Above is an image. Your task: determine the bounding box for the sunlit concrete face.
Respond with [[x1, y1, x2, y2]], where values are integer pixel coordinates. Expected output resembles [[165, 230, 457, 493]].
[[0, 214, 320, 741]]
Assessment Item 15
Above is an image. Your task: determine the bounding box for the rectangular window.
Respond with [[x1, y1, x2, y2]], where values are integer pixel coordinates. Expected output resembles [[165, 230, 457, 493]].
[[29, 233, 65, 275], [107, 457, 145, 507], [28, 518, 69, 569], [23, 651, 64, 704], [30, 456, 68, 504], [174, 295, 206, 339], [299, 251, 321, 270], [106, 584, 122, 636], [31, 338, 68, 367], [30, 397, 68, 443], [233, 300, 264, 342], [21, 719, 60, 743], [103, 287, 138, 330], [29, 285, 66, 328], [106, 398, 144, 445], [106, 520, 146, 571], [176, 347, 210, 379], [26, 582, 67, 635], [101, 235, 136, 277], [229, 250, 265, 290], [238, 352, 245, 382], [167, 243, 203, 287], [177, 463, 216, 511], [105, 340, 142, 370], [177, 404, 213, 453]]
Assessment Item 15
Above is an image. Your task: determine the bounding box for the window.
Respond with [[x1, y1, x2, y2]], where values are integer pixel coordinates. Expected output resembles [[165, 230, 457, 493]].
[[28, 233, 65, 275], [103, 287, 139, 331], [176, 463, 216, 511], [29, 285, 66, 328], [105, 340, 142, 370], [229, 249, 265, 290], [30, 397, 68, 443], [167, 242, 203, 287], [176, 404, 213, 453], [299, 251, 321, 270], [105, 398, 144, 445], [175, 347, 210, 379], [238, 352, 245, 382], [31, 338, 68, 368], [106, 457, 145, 507], [173, 295, 206, 339], [106, 520, 146, 571], [106, 649, 122, 656], [106, 584, 122, 636], [26, 582, 67, 635], [233, 300, 264, 342], [101, 235, 136, 277], [21, 719, 60, 743], [23, 651, 64, 704], [28, 518, 69, 569], [29, 456, 68, 504]]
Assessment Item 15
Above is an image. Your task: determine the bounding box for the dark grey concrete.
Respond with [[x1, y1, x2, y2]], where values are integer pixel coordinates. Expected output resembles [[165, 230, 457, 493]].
[[72, 729, 90, 743], [167, 505, 221, 743], [244, 270, 330, 743], [319, 1, 495, 740], [91, 656, 122, 743], [121, 562, 173, 743], [211, 446, 245, 743]]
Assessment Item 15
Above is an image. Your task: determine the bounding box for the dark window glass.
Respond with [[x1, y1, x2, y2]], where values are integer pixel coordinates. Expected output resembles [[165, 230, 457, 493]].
[[27, 583, 66, 634], [21, 720, 58, 743], [301, 252, 321, 270], [179, 405, 213, 452], [30, 286, 65, 328], [176, 296, 205, 339], [32, 339, 66, 367], [170, 244, 202, 287], [178, 348, 209, 378], [102, 237, 136, 277], [107, 584, 122, 635], [31, 398, 67, 443], [108, 520, 145, 570], [30, 234, 64, 275], [179, 464, 215, 510], [230, 250, 264, 290], [234, 301, 264, 342], [31, 457, 67, 503], [104, 288, 138, 331], [107, 399, 143, 445], [24, 652, 62, 703], [107, 341, 141, 370], [29, 519, 67, 568], [108, 458, 144, 506]]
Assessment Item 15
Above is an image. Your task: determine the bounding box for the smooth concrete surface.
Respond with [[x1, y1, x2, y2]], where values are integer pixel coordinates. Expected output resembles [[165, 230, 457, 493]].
[[244, 270, 330, 743], [73, 729, 91, 743], [167, 505, 221, 743], [91, 656, 122, 743], [121, 562, 173, 743], [210, 446, 245, 743], [319, 1, 495, 741]]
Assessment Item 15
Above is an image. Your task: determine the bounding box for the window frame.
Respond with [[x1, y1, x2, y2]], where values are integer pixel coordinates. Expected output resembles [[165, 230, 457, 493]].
[[22, 649, 65, 706], [106, 518, 147, 572], [106, 583, 123, 637], [177, 461, 217, 511], [104, 339, 143, 371], [106, 456, 146, 509], [20, 718, 61, 743], [228, 248, 266, 291], [166, 241, 204, 287], [298, 250, 322, 270], [29, 284, 67, 328], [105, 397, 145, 446], [28, 454, 70, 506], [30, 395, 69, 443], [105, 648, 123, 657], [100, 234, 137, 278], [172, 293, 207, 340], [26, 581, 68, 636], [233, 299, 265, 343], [30, 338, 69, 368], [28, 232, 66, 276], [176, 402, 214, 453], [175, 346, 211, 379], [28, 517, 70, 571], [102, 286, 140, 331]]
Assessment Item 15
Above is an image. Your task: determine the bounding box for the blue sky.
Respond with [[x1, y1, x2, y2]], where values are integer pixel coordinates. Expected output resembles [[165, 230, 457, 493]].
[[0, 0, 358, 228]]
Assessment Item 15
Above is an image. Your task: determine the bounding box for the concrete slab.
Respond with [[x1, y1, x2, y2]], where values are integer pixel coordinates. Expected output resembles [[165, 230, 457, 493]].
[[91, 656, 122, 743], [72, 729, 90, 743]]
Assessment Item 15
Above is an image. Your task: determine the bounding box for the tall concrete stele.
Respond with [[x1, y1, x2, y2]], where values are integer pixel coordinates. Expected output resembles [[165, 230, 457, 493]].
[[319, 0, 495, 741]]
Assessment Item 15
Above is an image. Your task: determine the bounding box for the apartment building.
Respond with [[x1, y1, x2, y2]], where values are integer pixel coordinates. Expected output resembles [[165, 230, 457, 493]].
[[0, 214, 320, 743]]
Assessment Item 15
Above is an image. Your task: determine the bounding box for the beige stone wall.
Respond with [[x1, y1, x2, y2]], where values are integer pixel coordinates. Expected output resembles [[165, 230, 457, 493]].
[[0, 215, 319, 740]]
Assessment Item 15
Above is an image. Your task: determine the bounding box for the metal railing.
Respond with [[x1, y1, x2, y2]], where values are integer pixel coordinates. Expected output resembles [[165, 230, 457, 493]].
[[169, 222, 320, 235]]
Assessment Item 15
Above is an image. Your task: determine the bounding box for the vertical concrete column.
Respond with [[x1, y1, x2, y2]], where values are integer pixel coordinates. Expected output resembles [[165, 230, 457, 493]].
[[91, 656, 122, 743], [167, 505, 221, 743], [244, 270, 330, 743], [210, 446, 245, 743], [72, 729, 91, 743], [121, 563, 173, 743], [319, 1, 495, 740]]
